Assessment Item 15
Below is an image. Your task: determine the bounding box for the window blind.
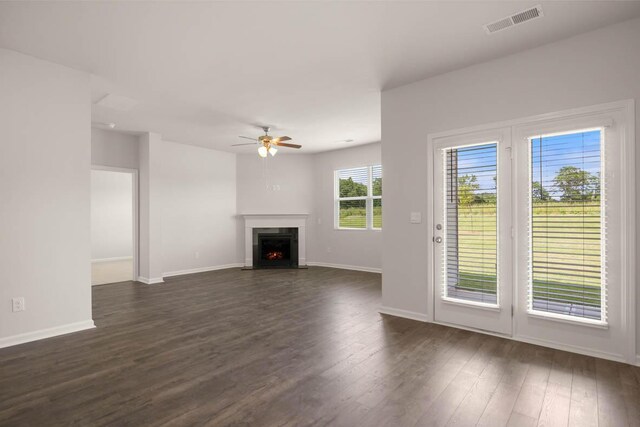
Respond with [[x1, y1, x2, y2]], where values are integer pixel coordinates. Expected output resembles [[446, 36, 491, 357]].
[[337, 167, 368, 229], [444, 143, 498, 304], [529, 129, 605, 321], [372, 165, 382, 228]]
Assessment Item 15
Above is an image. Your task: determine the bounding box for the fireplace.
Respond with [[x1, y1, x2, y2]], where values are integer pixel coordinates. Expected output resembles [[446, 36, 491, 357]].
[[241, 214, 307, 268], [253, 228, 298, 269]]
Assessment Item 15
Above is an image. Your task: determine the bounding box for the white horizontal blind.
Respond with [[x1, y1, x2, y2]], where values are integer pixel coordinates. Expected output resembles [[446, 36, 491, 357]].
[[444, 143, 498, 304], [337, 167, 369, 229], [371, 165, 382, 229], [529, 128, 605, 321], [335, 166, 382, 230]]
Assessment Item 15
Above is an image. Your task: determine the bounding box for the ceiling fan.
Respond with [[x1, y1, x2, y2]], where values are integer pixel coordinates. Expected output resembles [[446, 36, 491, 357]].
[[232, 126, 301, 157]]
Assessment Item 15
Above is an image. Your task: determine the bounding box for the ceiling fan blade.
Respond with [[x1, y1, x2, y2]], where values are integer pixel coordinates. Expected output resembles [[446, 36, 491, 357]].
[[231, 143, 257, 146], [274, 142, 302, 149], [238, 136, 256, 141], [272, 136, 291, 143]]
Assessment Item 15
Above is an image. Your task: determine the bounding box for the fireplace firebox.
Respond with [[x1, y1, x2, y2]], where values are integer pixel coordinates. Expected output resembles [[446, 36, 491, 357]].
[[252, 228, 298, 268]]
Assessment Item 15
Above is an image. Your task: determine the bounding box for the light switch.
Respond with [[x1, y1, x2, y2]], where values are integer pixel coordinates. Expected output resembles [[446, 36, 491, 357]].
[[410, 212, 422, 224]]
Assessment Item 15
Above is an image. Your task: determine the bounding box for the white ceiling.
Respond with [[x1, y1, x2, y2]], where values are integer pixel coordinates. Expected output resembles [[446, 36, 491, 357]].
[[1, 1, 639, 153]]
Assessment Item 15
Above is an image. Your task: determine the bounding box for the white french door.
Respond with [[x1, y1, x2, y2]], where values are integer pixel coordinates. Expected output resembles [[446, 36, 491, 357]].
[[429, 101, 635, 363], [512, 109, 632, 361], [432, 128, 513, 335]]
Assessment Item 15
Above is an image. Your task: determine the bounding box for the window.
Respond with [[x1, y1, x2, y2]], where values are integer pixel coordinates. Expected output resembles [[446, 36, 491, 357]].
[[335, 165, 382, 229], [444, 143, 498, 305], [528, 128, 605, 321]]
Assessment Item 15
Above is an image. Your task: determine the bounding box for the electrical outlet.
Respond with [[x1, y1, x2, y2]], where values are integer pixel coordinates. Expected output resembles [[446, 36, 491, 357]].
[[327, 247, 332, 253], [12, 297, 25, 312], [195, 251, 200, 259]]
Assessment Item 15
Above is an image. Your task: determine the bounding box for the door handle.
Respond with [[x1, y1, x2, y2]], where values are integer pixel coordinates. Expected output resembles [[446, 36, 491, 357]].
[[434, 236, 443, 244]]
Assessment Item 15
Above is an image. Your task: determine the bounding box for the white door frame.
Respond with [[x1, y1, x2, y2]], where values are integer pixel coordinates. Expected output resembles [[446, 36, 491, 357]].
[[430, 127, 513, 336], [91, 165, 139, 281], [426, 99, 636, 364]]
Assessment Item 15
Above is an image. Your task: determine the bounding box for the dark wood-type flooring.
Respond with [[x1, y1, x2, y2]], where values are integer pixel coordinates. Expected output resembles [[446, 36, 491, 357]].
[[1, 267, 639, 426]]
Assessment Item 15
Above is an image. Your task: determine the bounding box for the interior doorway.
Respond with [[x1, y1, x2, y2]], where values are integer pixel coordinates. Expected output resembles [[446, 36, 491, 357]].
[[91, 167, 137, 285]]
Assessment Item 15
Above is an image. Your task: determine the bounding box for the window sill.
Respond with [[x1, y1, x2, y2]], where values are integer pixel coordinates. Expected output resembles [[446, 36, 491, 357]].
[[526, 309, 608, 329]]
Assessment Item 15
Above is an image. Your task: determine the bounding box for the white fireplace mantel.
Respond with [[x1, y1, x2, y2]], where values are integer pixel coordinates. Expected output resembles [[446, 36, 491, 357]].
[[240, 214, 308, 268]]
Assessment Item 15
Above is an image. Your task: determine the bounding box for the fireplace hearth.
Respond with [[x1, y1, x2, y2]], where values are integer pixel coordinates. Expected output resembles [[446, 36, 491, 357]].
[[253, 228, 299, 269]]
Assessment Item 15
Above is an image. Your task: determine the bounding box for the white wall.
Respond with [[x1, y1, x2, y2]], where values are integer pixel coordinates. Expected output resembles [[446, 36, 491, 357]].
[[312, 143, 382, 271], [91, 170, 133, 260], [161, 140, 238, 276], [138, 132, 164, 282], [0, 48, 93, 345], [91, 127, 138, 169], [236, 154, 316, 215], [381, 18, 640, 356], [92, 129, 238, 280]]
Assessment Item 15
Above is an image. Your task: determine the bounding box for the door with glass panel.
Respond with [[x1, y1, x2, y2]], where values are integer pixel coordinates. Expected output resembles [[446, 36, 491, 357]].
[[432, 128, 512, 335], [512, 111, 630, 360]]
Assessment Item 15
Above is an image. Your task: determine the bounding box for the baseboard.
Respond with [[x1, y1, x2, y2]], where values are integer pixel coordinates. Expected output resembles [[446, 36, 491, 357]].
[[136, 276, 164, 284], [431, 320, 628, 363], [378, 305, 429, 322], [91, 256, 133, 263], [377, 305, 637, 365], [515, 333, 629, 364], [0, 320, 95, 349], [306, 262, 381, 274], [162, 263, 244, 278]]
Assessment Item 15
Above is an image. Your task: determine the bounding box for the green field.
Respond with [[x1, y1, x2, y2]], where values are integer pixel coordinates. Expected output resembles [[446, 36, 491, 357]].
[[339, 205, 382, 229], [451, 202, 602, 309], [338, 198, 602, 310]]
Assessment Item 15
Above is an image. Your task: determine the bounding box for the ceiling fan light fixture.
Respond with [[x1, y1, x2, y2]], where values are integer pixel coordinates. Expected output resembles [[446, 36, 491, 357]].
[[236, 127, 300, 154]]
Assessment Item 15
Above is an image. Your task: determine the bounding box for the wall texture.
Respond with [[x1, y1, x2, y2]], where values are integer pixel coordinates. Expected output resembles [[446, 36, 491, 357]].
[[137, 133, 164, 282], [236, 154, 316, 215], [381, 18, 640, 357], [91, 170, 133, 260], [160, 140, 238, 276], [0, 48, 93, 345], [91, 127, 139, 169]]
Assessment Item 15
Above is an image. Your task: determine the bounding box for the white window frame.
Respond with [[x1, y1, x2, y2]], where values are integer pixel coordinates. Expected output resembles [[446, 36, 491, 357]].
[[523, 126, 608, 326], [334, 165, 382, 230]]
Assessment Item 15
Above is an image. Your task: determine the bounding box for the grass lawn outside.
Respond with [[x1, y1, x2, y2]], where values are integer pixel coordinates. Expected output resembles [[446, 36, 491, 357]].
[[449, 201, 602, 313], [338, 199, 602, 315], [339, 206, 382, 229]]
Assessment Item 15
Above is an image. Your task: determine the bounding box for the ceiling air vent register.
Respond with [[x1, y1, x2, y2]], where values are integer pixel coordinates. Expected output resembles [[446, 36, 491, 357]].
[[483, 5, 544, 34]]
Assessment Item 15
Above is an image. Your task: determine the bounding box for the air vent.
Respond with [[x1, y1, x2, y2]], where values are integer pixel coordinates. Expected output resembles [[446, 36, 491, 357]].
[[486, 18, 513, 34], [484, 5, 544, 34]]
